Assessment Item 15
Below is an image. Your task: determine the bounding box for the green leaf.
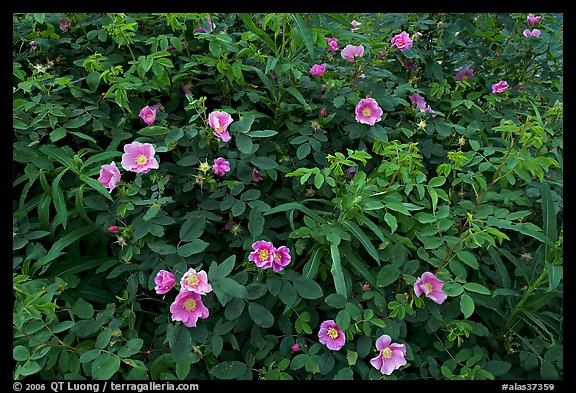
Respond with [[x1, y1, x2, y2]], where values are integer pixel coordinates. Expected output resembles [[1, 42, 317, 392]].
[[218, 277, 248, 299], [376, 265, 401, 288], [456, 251, 479, 269], [486, 218, 551, 245], [250, 156, 277, 170], [264, 202, 323, 222], [248, 130, 278, 138], [72, 320, 100, 338], [483, 360, 512, 377], [39, 145, 77, 172], [460, 293, 475, 318], [118, 338, 144, 358], [297, 143, 311, 160], [95, 353, 120, 380], [340, 220, 380, 264], [248, 302, 274, 328], [463, 282, 491, 295], [488, 248, 511, 288], [248, 208, 265, 238], [86, 72, 100, 92], [64, 114, 91, 129], [336, 309, 351, 330], [52, 170, 68, 230], [546, 262, 562, 292], [384, 212, 397, 233], [79, 174, 114, 201], [15, 361, 42, 377], [293, 276, 323, 300], [137, 126, 170, 137], [303, 247, 322, 280], [51, 320, 75, 333], [238, 13, 278, 55], [235, 134, 253, 154], [177, 239, 209, 257], [428, 176, 446, 188], [167, 323, 191, 363], [13, 345, 30, 361], [325, 293, 347, 308], [49, 127, 67, 142], [329, 242, 347, 298], [72, 298, 94, 319], [386, 202, 410, 215], [541, 181, 558, 255], [179, 213, 206, 241], [286, 86, 311, 110]]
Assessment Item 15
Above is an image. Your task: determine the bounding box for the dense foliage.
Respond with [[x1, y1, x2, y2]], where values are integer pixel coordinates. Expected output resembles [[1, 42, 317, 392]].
[[13, 13, 563, 381]]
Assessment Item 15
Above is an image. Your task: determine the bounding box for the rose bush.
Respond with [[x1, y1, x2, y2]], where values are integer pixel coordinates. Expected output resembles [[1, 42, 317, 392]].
[[13, 13, 562, 381]]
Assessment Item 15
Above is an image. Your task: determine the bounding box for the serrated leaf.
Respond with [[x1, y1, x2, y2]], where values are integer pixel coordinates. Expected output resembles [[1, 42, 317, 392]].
[[463, 282, 491, 295], [293, 276, 323, 299], [248, 208, 265, 238], [248, 302, 274, 328], [179, 213, 206, 241], [167, 323, 191, 363], [460, 293, 475, 318]]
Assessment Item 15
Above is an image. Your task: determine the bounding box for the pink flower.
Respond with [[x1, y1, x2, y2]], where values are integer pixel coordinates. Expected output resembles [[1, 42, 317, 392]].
[[272, 246, 291, 272], [121, 141, 159, 173], [355, 97, 383, 126], [180, 268, 212, 295], [455, 68, 475, 81], [139, 104, 161, 126], [351, 20, 361, 32], [527, 13, 542, 25], [98, 161, 121, 192], [403, 58, 417, 71], [29, 41, 37, 52], [370, 334, 407, 375], [170, 290, 209, 328], [523, 29, 541, 37], [414, 271, 447, 304], [409, 93, 427, 110], [362, 283, 370, 291], [391, 31, 413, 51], [59, 18, 71, 33], [492, 80, 509, 94], [252, 168, 263, 183], [292, 343, 300, 351], [196, 17, 216, 33], [154, 270, 176, 295], [325, 37, 339, 51], [180, 84, 193, 95], [212, 157, 230, 176], [321, 108, 327, 116], [309, 63, 327, 77], [208, 111, 233, 142], [341, 45, 364, 62], [108, 225, 119, 233], [359, 73, 366, 79], [248, 240, 275, 270], [318, 320, 345, 351]]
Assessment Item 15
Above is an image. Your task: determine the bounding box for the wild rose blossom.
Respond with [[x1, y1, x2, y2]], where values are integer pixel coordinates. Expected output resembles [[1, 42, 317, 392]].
[[108, 225, 119, 233], [59, 18, 71, 32], [403, 58, 417, 71], [318, 320, 345, 350], [391, 31, 413, 51], [370, 334, 407, 375], [527, 13, 542, 25], [154, 270, 176, 295], [180, 268, 212, 295], [139, 104, 161, 126], [492, 80, 509, 94], [292, 344, 300, 351], [409, 93, 428, 110], [208, 111, 233, 142], [523, 29, 541, 37], [248, 240, 275, 270], [98, 161, 121, 192], [455, 68, 475, 81], [272, 246, 291, 272], [325, 37, 338, 51], [212, 157, 230, 176], [170, 290, 209, 328], [362, 283, 370, 291], [351, 20, 361, 32], [121, 141, 159, 173], [309, 63, 327, 77], [341, 45, 364, 62], [414, 271, 447, 304], [252, 168, 263, 183], [355, 97, 383, 126]]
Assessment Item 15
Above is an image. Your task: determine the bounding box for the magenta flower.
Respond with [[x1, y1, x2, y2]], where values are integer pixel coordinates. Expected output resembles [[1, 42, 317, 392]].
[[180, 268, 212, 295], [208, 111, 233, 142], [403, 58, 417, 71], [527, 13, 542, 25], [309, 63, 327, 77], [180, 84, 193, 95], [523, 29, 541, 37], [341, 45, 365, 62], [355, 97, 383, 126], [212, 157, 231, 176], [409, 93, 427, 110], [272, 246, 291, 272], [98, 161, 121, 192], [248, 240, 275, 270], [321, 108, 327, 116], [154, 270, 176, 295], [414, 271, 447, 304], [492, 80, 509, 94], [370, 334, 407, 375], [121, 141, 159, 173], [108, 225, 119, 233], [170, 290, 209, 328], [391, 31, 413, 51], [318, 320, 345, 351], [455, 68, 475, 81], [139, 104, 161, 126], [292, 343, 300, 351], [59, 18, 71, 33], [325, 37, 339, 51], [362, 283, 370, 291], [252, 168, 263, 183]]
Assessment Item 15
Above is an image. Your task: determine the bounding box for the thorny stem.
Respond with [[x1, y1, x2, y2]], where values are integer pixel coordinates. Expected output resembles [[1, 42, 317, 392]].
[[13, 325, 86, 353]]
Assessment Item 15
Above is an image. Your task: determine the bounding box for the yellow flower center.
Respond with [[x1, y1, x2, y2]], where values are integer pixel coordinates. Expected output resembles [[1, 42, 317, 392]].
[[183, 298, 196, 312], [382, 347, 393, 359], [258, 249, 269, 261], [423, 283, 434, 292], [275, 252, 281, 260], [136, 154, 148, 166], [187, 274, 199, 287], [362, 108, 372, 117], [215, 125, 223, 132], [327, 327, 339, 339]]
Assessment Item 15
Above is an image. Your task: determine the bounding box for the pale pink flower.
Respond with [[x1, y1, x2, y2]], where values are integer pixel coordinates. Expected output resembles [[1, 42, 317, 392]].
[[196, 17, 216, 33], [409, 93, 428, 110], [180, 268, 212, 295], [121, 142, 159, 173], [248, 240, 275, 270], [272, 246, 291, 272], [170, 290, 209, 328], [29, 41, 37, 52], [359, 73, 366, 79], [108, 225, 119, 233], [455, 68, 475, 81], [492, 80, 509, 94], [414, 271, 447, 304], [212, 157, 230, 176], [98, 161, 121, 192], [355, 97, 383, 126], [341, 45, 364, 62], [523, 29, 541, 37], [208, 111, 233, 142], [370, 334, 407, 375], [351, 20, 361, 32], [527, 14, 542, 25], [139, 104, 161, 126], [318, 320, 345, 350], [252, 168, 263, 183], [154, 270, 176, 295], [391, 31, 413, 51], [325, 37, 339, 51], [309, 63, 327, 77]]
